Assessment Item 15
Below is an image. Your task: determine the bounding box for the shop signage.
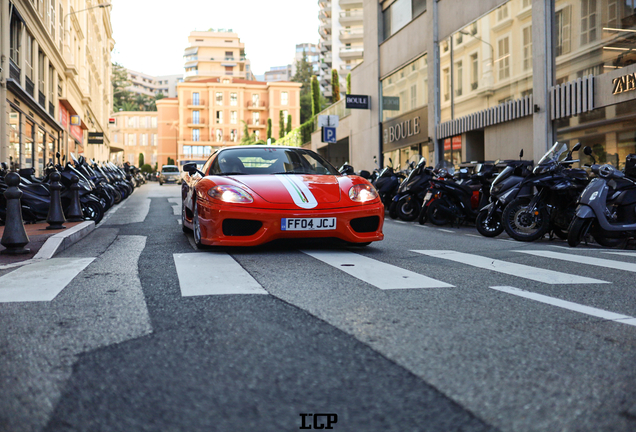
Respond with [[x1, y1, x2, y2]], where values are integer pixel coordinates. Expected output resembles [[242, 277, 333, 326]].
[[58, 103, 69, 128], [70, 115, 81, 126], [384, 117, 421, 144], [382, 106, 428, 152], [109, 118, 116, 124], [383, 96, 400, 111], [88, 132, 104, 145], [444, 136, 462, 151], [612, 72, 636, 95], [345, 94, 370, 109]]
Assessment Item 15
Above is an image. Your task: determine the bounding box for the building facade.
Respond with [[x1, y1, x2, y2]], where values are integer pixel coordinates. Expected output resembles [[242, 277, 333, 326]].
[[156, 77, 302, 168], [110, 111, 158, 166], [292, 42, 320, 77], [319, 0, 364, 98], [1, 0, 114, 175], [264, 65, 292, 82], [183, 30, 255, 82], [314, 0, 636, 174], [126, 69, 183, 98]]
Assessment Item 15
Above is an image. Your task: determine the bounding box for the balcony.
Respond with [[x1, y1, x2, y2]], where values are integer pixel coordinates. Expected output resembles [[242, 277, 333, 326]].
[[246, 101, 266, 110], [339, 47, 364, 59], [339, 0, 362, 6], [187, 99, 207, 108], [323, 53, 333, 64], [339, 10, 363, 25], [247, 120, 266, 128], [186, 119, 207, 127], [339, 29, 364, 43], [319, 26, 331, 39]]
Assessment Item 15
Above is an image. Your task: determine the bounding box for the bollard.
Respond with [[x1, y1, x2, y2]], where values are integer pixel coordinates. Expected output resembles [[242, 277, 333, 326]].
[[0, 172, 30, 255], [46, 171, 66, 230], [66, 175, 84, 222]]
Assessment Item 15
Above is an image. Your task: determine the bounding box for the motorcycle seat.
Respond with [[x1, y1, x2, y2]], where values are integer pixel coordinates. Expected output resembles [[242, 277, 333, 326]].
[[23, 183, 50, 197]]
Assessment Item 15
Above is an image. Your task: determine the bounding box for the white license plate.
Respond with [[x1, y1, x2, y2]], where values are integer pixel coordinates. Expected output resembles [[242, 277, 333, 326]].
[[281, 217, 336, 231], [424, 191, 432, 201]]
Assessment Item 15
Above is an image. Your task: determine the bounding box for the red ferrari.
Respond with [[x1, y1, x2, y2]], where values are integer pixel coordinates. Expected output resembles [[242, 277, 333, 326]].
[[180, 146, 384, 247]]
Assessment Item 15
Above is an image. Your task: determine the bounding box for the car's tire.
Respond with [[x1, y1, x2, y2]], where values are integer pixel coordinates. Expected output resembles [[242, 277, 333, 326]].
[[182, 201, 192, 233], [388, 200, 399, 219], [427, 199, 450, 226], [82, 201, 104, 225], [159, 182, 163, 186], [567, 216, 592, 247], [475, 209, 504, 237], [193, 201, 205, 248], [502, 198, 549, 242], [396, 195, 420, 222]]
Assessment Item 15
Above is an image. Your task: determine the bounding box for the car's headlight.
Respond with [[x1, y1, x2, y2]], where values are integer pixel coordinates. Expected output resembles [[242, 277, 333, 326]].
[[207, 185, 254, 203], [349, 184, 378, 202]]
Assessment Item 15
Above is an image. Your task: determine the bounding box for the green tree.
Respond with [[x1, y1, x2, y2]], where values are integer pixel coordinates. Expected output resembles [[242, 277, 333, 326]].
[[138, 153, 144, 166], [331, 69, 340, 102], [299, 92, 312, 124], [311, 75, 321, 117], [167, 157, 175, 165], [293, 51, 315, 124], [279, 111, 285, 139], [140, 164, 153, 173], [286, 114, 292, 134], [267, 118, 272, 140], [240, 120, 255, 145], [112, 62, 132, 112], [347, 73, 351, 95]]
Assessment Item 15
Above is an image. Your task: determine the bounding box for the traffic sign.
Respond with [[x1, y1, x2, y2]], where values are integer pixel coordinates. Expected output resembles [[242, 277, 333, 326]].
[[322, 127, 337, 143], [317, 115, 339, 128]]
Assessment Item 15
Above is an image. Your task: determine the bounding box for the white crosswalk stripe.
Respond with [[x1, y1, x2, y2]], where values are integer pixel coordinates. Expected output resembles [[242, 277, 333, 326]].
[[301, 250, 454, 289], [411, 250, 608, 285], [517, 250, 636, 273], [489, 286, 636, 327], [0, 258, 95, 302], [604, 252, 636, 258], [173, 253, 268, 296]]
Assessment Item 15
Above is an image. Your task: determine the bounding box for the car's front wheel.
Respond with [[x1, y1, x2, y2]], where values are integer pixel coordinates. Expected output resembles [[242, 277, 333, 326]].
[[182, 201, 192, 233], [193, 201, 204, 248]]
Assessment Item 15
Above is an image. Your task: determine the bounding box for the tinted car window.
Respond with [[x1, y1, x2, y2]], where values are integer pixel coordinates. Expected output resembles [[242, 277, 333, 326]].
[[162, 167, 179, 173], [213, 148, 339, 175]]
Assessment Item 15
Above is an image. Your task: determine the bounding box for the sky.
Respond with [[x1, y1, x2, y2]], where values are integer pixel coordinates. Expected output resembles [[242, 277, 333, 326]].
[[111, 0, 319, 77]]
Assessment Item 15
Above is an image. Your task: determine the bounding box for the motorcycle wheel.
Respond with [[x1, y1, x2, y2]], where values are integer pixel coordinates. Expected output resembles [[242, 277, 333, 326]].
[[388, 200, 399, 219], [502, 197, 549, 242], [475, 209, 504, 237], [396, 195, 421, 222], [567, 216, 592, 247], [82, 201, 104, 224], [417, 204, 428, 225], [427, 199, 450, 226], [112, 188, 122, 204]]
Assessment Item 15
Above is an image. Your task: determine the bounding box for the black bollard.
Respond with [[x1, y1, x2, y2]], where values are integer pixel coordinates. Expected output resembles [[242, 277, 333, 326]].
[[46, 171, 66, 230], [66, 175, 84, 222], [1, 172, 30, 255]]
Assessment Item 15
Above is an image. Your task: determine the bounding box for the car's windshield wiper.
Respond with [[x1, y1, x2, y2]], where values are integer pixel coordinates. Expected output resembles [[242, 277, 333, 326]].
[[221, 172, 246, 175]]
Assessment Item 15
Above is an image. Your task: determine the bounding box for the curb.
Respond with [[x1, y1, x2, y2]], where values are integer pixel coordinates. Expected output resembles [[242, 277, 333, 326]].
[[0, 221, 96, 270]]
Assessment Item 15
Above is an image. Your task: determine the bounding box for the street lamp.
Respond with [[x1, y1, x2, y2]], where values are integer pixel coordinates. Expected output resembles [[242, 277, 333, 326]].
[[459, 30, 494, 65]]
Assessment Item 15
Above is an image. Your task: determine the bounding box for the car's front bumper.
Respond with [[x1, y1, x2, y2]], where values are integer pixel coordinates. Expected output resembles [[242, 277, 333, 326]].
[[194, 200, 384, 246]]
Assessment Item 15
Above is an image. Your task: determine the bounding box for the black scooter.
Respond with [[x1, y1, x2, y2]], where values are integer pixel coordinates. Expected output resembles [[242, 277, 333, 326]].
[[373, 157, 405, 208], [567, 147, 636, 247], [389, 157, 434, 221]]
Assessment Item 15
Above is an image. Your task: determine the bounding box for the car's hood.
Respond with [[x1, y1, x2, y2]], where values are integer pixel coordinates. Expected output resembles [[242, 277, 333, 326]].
[[232, 174, 341, 207]]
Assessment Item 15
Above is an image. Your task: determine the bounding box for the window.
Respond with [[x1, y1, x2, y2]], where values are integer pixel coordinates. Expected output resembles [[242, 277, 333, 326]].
[[50, 0, 56, 38], [49, 65, 55, 101], [470, 53, 478, 90], [580, 0, 598, 46], [230, 111, 237, 124], [193, 111, 200, 125], [225, 51, 234, 59], [58, 4, 63, 50], [497, 37, 510, 81], [522, 0, 531, 8], [497, 4, 509, 21], [192, 92, 200, 105], [522, 26, 532, 71], [230, 129, 237, 142], [225, 66, 233, 75], [455, 61, 463, 97], [151, 134, 157, 146], [216, 111, 223, 124], [25, 33, 34, 80], [9, 14, 21, 65], [230, 92, 238, 106], [216, 129, 223, 142], [253, 112, 260, 125], [607, 0, 618, 28], [382, 0, 427, 41], [282, 111, 289, 126], [443, 68, 450, 101], [252, 93, 259, 106], [151, 117, 157, 128], [127, 134, 136, 146], [216, 92, 223, 105], [183, 145, 192, 156], [255, 130, 260, 140], [192, 129, 200, 142], [381, 54, 428, 121], [141, 134, 148, 146], [410, 85, 417, 108], [281, 91, 288, 105], [555, 6, 571, 56]]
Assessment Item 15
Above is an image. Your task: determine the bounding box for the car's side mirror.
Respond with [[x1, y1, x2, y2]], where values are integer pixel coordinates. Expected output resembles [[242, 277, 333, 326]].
[[182, 162, 198, 176]]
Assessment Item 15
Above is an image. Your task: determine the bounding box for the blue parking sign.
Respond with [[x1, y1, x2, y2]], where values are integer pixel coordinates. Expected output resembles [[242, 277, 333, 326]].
[[322, 127, 337, 143]]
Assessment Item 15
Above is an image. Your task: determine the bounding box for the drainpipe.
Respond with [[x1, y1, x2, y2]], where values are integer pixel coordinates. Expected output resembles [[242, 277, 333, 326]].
[[0, 0, 10, 164], [433, 0, 442, 165]]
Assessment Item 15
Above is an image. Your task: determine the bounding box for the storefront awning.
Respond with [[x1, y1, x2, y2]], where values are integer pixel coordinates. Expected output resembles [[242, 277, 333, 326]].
[[109, 145, 124, 153], [59, 98, 89, 130]]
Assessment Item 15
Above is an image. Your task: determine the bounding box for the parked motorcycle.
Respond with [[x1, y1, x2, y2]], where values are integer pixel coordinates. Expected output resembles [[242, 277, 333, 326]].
[[373, 157, 405, 208], [389, 157, 434, 221], [567, 147, 636, 247]]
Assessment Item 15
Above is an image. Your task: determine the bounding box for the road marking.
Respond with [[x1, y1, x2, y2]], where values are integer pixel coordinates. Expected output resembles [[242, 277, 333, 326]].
[[0, 258, 95, 302], [177, 219, 182, 225], [394, 220, 407, 224], [516, 250, 636, 273], [173, 253, 268, 296], [301, 250, 453, 290], [168, 197, 181, 216], [465, 234, 482, 238], [498, 239, 519, 244], [416, 224, 428, 228], [411, 250, 608, 285], [604, 252, 636, 258], [489, 286, 636, 327], [438, 229, 454, 233]]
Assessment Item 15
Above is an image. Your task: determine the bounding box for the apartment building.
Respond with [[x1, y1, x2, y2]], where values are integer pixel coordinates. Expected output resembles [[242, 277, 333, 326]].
[[318, 0, 364, 99], [126, 69, 183, 98], [1, 0, 114, 175], [183, 30, 255, 82], [312, 0, 636, 176], [156, 77, 301, 168], [264, 65, 292, 82], [292, 42, 320, 77], [110, 111, 158, 166]]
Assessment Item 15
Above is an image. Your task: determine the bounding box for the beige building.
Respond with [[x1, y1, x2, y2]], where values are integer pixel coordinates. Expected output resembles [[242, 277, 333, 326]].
[[156, 77, 302, 168], [183, 30, 255, 82], [109, 111, 158, 166], [126, 68, 183, 98], [1, 0, 114, 175]]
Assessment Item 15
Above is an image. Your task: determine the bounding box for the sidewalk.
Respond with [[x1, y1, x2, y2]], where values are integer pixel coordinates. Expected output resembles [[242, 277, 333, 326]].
[[0, 221, 95, 269]]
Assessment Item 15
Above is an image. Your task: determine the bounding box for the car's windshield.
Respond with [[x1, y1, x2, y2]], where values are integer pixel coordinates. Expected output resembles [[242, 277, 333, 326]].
[[211, 148, 340, 175], [162, 167, 179, 173], [537, 142, 569, 165]]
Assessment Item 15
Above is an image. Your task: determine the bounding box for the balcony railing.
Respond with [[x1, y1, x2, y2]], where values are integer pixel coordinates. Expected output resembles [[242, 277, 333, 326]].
[[25, 77, 35, 97], [49, 102, 55, 117], [9, 60, 20, 81], [246, 101, 266, 109], [39, 91, 46, 107], [187, 99, 206, 106]]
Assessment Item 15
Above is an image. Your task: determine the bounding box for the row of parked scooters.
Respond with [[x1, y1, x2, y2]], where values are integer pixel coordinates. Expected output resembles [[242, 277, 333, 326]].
[[0, 153, 146, 225], [342, 142, 636, 248]]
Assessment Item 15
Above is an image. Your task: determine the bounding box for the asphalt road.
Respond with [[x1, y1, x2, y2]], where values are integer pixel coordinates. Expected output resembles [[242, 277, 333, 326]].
[[1, 182, 635, 432]]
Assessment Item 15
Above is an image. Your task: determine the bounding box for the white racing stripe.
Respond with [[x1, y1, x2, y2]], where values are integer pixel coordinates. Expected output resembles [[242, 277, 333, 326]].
[[301, 250, 453, 290], [517, 250, 636, 273], [173, 253, 268, 296], [0, 258, 95, 302], [411, 250, 608, 285], [275, 175, 318, 209], [489, 286, 636, 327]]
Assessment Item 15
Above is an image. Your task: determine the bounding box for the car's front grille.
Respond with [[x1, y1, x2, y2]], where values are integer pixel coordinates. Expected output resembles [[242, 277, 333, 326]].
[[350, 216, 380, 233], [222, 219, 263, 236]]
